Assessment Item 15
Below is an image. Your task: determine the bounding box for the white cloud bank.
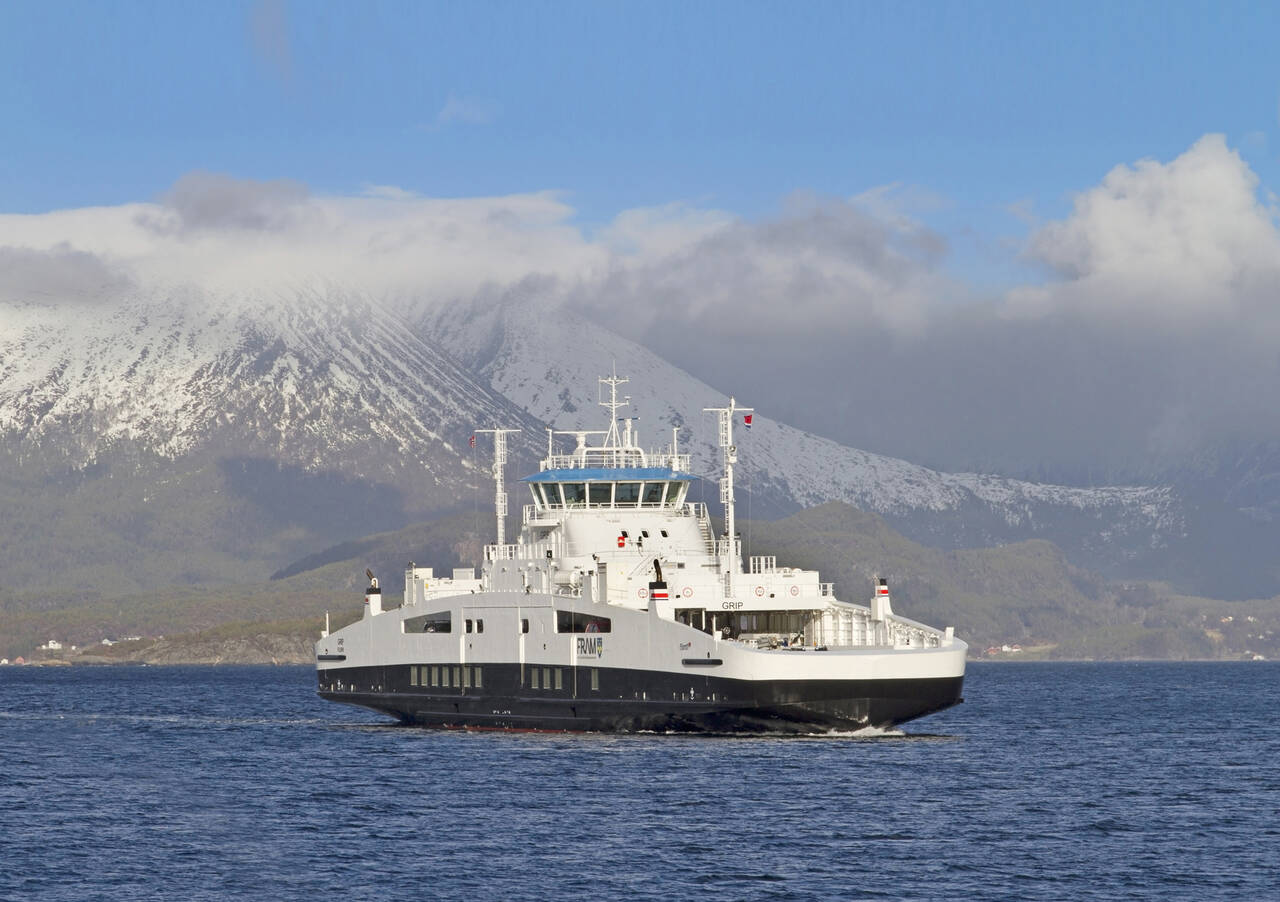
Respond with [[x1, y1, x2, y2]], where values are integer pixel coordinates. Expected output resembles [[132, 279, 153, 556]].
[[2, 133, 1277, 479]]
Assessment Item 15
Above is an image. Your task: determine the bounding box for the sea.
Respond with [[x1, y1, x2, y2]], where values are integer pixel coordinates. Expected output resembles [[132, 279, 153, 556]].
[[2, 662, 1277, 901]]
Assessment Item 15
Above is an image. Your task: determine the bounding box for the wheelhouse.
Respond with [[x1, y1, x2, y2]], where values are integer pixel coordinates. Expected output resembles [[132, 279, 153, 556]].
[[525, 467, 692, 511]]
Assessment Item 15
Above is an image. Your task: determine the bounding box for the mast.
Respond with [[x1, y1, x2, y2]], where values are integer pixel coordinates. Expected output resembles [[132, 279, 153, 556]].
[[599, 366, 630, 465], [704, 397, 752, 597], [474, 428, 520, 546]]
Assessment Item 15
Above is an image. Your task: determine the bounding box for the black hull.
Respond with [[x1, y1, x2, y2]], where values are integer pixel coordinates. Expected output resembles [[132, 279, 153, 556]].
[[318, 663, 963, 733]]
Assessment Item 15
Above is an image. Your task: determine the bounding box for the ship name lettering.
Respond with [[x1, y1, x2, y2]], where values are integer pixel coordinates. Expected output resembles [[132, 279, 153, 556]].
[[577, 636, 604, 657], [721, 601, 744, 610]]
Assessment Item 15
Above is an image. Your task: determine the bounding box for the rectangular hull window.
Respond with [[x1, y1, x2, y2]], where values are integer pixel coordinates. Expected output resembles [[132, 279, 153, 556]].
[[556, 611, 611, 633], [404, 611, 452, 633]]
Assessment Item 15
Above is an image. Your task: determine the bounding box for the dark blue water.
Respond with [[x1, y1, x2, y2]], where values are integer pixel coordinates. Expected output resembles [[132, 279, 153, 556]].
[[2, 663, 1278, 901]]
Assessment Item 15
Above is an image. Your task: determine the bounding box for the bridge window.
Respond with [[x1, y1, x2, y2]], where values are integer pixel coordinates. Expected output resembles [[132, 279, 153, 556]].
[[616, 482, 640, 504], [562, 483, 585, 505], [541, 484, 561, 507], [642, 482, 664, 505], [588, 482, 612, 506], [665, 482, 683, 504]]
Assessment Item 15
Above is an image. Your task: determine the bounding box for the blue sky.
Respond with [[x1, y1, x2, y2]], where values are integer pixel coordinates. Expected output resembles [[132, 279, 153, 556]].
[[4, 1, 1277, 276]]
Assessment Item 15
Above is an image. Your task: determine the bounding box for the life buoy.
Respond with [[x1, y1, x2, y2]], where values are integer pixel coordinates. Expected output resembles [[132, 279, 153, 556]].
[[754, 586, 764, 597], [790, 585, 799, 596], [682, 587, 693, 597], [638, 588, 648, 598]]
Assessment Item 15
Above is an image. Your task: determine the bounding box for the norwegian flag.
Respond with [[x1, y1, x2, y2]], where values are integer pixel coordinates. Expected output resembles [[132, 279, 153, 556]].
[[743, 414, 753, 429], [469, 434, 476, 448]]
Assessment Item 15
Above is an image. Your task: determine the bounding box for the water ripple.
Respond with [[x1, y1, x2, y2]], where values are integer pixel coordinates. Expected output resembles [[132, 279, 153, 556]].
[[2, 662, 1279, 900]]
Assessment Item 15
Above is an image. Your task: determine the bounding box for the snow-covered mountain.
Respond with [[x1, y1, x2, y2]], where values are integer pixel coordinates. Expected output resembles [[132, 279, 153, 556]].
[[0, 286, 538, 483], [3, 283, 1275, 600], [0, 287, 541, 592], [421, 295, 1188, 570]]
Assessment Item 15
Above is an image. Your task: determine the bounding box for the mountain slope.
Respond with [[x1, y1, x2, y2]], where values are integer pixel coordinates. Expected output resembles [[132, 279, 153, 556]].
[[0, 287, 542, 593], [420, 295, 1186, 573]]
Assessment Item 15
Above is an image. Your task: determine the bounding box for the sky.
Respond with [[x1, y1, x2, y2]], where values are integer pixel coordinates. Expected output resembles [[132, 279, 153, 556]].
[[3, 1, 1280, 481]]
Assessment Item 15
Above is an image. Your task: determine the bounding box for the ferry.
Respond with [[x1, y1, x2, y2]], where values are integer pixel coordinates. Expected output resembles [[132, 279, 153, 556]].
[[315, 374, 966, 732]]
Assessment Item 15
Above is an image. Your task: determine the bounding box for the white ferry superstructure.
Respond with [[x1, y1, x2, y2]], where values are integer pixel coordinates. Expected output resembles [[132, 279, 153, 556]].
[[315, 373, 966, 732]]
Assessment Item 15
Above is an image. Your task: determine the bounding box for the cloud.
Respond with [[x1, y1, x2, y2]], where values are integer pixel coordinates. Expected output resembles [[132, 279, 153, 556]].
[[0, 245, 131, 303], [361, 184, 419, 201], [148, 171, 312, 233], [2, 136, 1278, 481], [434, 94, 500, 127], [1009, 135, 1280, 329], [0, 174, 601, 299]]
